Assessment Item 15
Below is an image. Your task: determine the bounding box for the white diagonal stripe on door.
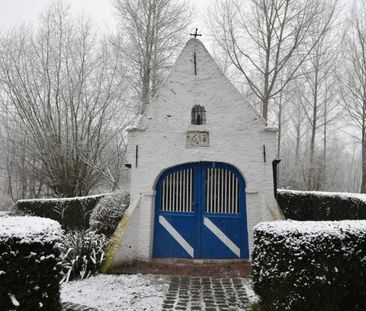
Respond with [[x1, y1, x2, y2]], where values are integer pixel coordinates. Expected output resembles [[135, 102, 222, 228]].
[[159, 216, 194, 257], [203, 217, 240, 257]]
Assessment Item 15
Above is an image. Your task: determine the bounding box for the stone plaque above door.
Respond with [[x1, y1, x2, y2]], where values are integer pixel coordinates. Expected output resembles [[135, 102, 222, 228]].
[[186, 131, 209, 147]]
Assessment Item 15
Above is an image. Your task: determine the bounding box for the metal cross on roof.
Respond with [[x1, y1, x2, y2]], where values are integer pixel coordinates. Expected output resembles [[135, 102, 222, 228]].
[[190, 28, 202, 38]]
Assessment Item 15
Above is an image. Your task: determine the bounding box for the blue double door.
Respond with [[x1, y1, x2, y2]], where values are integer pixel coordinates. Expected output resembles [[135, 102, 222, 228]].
[[153, 162, 249, 259]]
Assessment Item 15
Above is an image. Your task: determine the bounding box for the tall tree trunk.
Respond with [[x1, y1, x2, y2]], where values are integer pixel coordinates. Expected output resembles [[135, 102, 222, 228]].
[[277, 94, 283, 158], [361, 139, 366, 193], [140, 1, 153, 114], [141, 67, 151, 114], [295, 121, 301, 162], [323, 98, 328, 189], [361, 100, 366, 193], [308, 67, 319, 190], [309, 105, 317, 189], [323, 101, 327, 163]]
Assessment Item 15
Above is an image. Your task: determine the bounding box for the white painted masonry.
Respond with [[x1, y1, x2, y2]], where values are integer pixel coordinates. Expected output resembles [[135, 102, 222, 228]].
[[111, 38, 280, 265]]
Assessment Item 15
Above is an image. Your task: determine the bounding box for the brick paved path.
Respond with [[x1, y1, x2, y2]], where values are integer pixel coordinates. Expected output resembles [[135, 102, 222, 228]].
[[62, 276, 253, 311], [162, 277, 251, 311]]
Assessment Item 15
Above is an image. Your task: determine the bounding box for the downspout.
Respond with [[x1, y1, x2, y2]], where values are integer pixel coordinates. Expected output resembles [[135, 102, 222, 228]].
[[272, 159, 282, 199]]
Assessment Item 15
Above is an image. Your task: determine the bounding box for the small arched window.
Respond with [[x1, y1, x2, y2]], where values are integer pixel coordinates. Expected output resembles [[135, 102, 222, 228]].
[[191, 105, 206, 125]]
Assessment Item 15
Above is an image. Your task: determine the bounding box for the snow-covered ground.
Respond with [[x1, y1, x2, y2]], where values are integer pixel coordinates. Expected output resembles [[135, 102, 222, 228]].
[[0, 211, 10, 217], [61, 274, 170, 311], [61, 274, 258, 310]]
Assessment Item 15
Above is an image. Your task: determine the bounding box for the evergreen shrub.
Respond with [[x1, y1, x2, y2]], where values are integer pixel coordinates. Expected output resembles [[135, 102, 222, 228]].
[[252, 220, 366, 311], [16, 194, 106, 230], [60, 230, 107, 282], [89, 192, 130, 236], [0, 216, 62, 311], [277, 189, 366, 220]]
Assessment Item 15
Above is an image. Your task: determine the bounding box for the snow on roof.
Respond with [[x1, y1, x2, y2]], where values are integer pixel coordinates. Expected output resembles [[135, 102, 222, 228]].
[[279, 189, 366, 202], [264, 126, 278, 132], [0, 216, 62, 244], [255, 220, 366, 236], [126, 113, 145, 132]]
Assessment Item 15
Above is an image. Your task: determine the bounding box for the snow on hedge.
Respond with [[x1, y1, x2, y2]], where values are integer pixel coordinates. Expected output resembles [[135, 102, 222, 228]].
[[0, 216, 63, 310], [278, 188, 366, 202], [17, 193, 107, 204], [89, 192, 130, 236], [277, 189, 366, 221], [252, 220, 366, 310], [255, 219, 366, 236], [16, 194, 108, 230], [0, 216, 62, 244]]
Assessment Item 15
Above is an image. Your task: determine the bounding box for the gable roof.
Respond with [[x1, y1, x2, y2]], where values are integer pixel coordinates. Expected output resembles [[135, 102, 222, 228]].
[[130, 38, 267, 131]]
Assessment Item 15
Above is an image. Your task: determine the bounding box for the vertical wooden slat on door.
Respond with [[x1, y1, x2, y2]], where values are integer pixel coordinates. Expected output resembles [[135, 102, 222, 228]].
[[161, 169, 194, 212], [205, 168, 240, 214]]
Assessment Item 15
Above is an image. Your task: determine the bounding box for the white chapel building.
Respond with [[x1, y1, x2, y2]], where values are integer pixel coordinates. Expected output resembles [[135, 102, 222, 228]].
[[108, 38, 281, 268]]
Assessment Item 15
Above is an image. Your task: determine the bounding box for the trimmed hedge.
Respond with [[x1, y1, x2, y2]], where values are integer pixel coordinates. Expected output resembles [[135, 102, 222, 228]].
[[16, 194, 106, 230], [278, 189, 366, 220], [252, 220, 366, 311], [0, 216, 62, 311]]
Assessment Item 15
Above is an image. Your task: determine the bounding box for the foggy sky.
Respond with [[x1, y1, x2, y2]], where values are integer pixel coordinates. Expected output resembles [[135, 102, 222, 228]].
[[0, 0, 210, 42]]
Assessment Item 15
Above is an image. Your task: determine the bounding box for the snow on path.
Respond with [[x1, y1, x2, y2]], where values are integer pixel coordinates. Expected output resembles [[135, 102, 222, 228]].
[[0, 211, 10, 217], [243, 280, 259, 305], [61, 274, 169, 311]]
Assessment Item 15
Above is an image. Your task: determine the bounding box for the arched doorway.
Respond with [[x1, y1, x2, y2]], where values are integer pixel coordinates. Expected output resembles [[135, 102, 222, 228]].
[[153, 162, 249, 259]]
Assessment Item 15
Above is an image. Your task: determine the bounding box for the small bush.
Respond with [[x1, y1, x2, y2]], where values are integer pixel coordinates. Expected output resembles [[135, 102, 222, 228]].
[[16, 194, 106, 230], [0, 216, 62, 311], [278, 189, 366, 220], [60, 230, 107, 282], [252, 220, 366, 311], [89, 192, 130, 236]]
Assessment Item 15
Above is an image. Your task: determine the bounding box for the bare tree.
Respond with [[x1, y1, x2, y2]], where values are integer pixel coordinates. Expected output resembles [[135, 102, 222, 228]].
[[112, 0, 192, 114], [340, 0, 366, 193], [297, 24, 340, 190], [278, 88, 309, 189], [208, 0, 338, 122], [0, 109, 43, 203], [271, 67, 295, 158], [0, 1, 132, 198]]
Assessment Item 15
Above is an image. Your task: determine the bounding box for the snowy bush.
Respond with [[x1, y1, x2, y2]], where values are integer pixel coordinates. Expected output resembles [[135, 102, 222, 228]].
[[60, 230, 107, 282], [89, 192, 130, 236], [16, 194, 106, 230], [252, 220, 366, 311], [278, 189, 366, 220], [0, 216, 62, 311]]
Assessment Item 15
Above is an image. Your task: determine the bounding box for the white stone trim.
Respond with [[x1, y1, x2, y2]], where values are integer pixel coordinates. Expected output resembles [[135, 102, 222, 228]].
[[143, 190, 157, 196], [246, 189, 258, 194]]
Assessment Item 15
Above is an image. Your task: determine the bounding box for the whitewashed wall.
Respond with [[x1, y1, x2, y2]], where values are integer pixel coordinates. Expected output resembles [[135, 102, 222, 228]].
[[116, 39, 278, 263]]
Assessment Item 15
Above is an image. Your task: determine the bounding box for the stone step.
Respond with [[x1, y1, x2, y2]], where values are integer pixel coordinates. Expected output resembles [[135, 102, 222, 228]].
[[107, 259, 251, 277]]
